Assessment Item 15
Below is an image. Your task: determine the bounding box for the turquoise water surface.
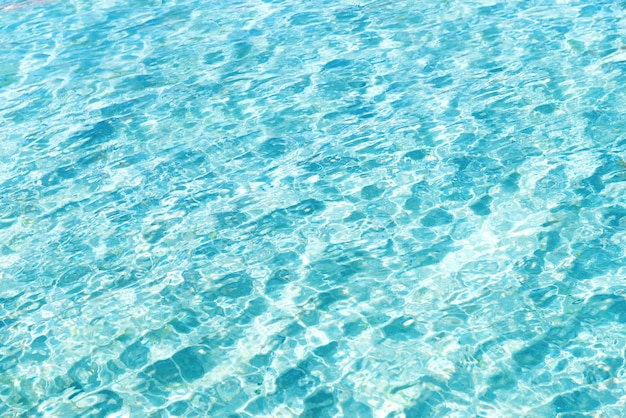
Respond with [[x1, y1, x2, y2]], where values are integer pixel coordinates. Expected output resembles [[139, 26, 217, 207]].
[[1, 0, 626, 416]]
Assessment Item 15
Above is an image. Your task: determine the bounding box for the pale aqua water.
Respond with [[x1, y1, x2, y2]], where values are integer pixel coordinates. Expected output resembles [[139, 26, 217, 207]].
[[1, 0, 626, 417]]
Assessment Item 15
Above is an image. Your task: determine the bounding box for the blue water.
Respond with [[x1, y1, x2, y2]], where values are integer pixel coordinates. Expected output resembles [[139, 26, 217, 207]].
[[1, 0, 626, 416]]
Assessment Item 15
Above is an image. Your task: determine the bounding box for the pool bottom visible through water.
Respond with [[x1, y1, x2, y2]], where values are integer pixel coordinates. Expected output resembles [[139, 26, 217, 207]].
[[1, 0, 626, 417]]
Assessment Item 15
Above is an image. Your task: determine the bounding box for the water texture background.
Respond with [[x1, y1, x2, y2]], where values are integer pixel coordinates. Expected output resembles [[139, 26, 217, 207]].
[[1, 0, 626, 416]]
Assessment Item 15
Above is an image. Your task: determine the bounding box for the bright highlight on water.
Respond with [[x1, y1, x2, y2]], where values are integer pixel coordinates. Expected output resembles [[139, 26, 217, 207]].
[[1, 0, 626, 416]]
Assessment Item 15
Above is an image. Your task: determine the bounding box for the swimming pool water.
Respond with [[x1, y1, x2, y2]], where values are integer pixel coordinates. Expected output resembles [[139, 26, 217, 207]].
[[1, 0, 626, 416]]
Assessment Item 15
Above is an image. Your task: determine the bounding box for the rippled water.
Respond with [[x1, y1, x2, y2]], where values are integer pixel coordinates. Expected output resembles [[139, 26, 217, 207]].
[[1, 0, 626, 416]]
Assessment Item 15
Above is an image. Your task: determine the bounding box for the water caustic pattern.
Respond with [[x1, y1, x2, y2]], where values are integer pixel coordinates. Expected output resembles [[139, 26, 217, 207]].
[[1, 0, 626, 416]]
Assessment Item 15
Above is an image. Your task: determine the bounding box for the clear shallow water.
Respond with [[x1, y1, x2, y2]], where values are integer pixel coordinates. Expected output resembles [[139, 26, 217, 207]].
[[1, 0, 626, 416]]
